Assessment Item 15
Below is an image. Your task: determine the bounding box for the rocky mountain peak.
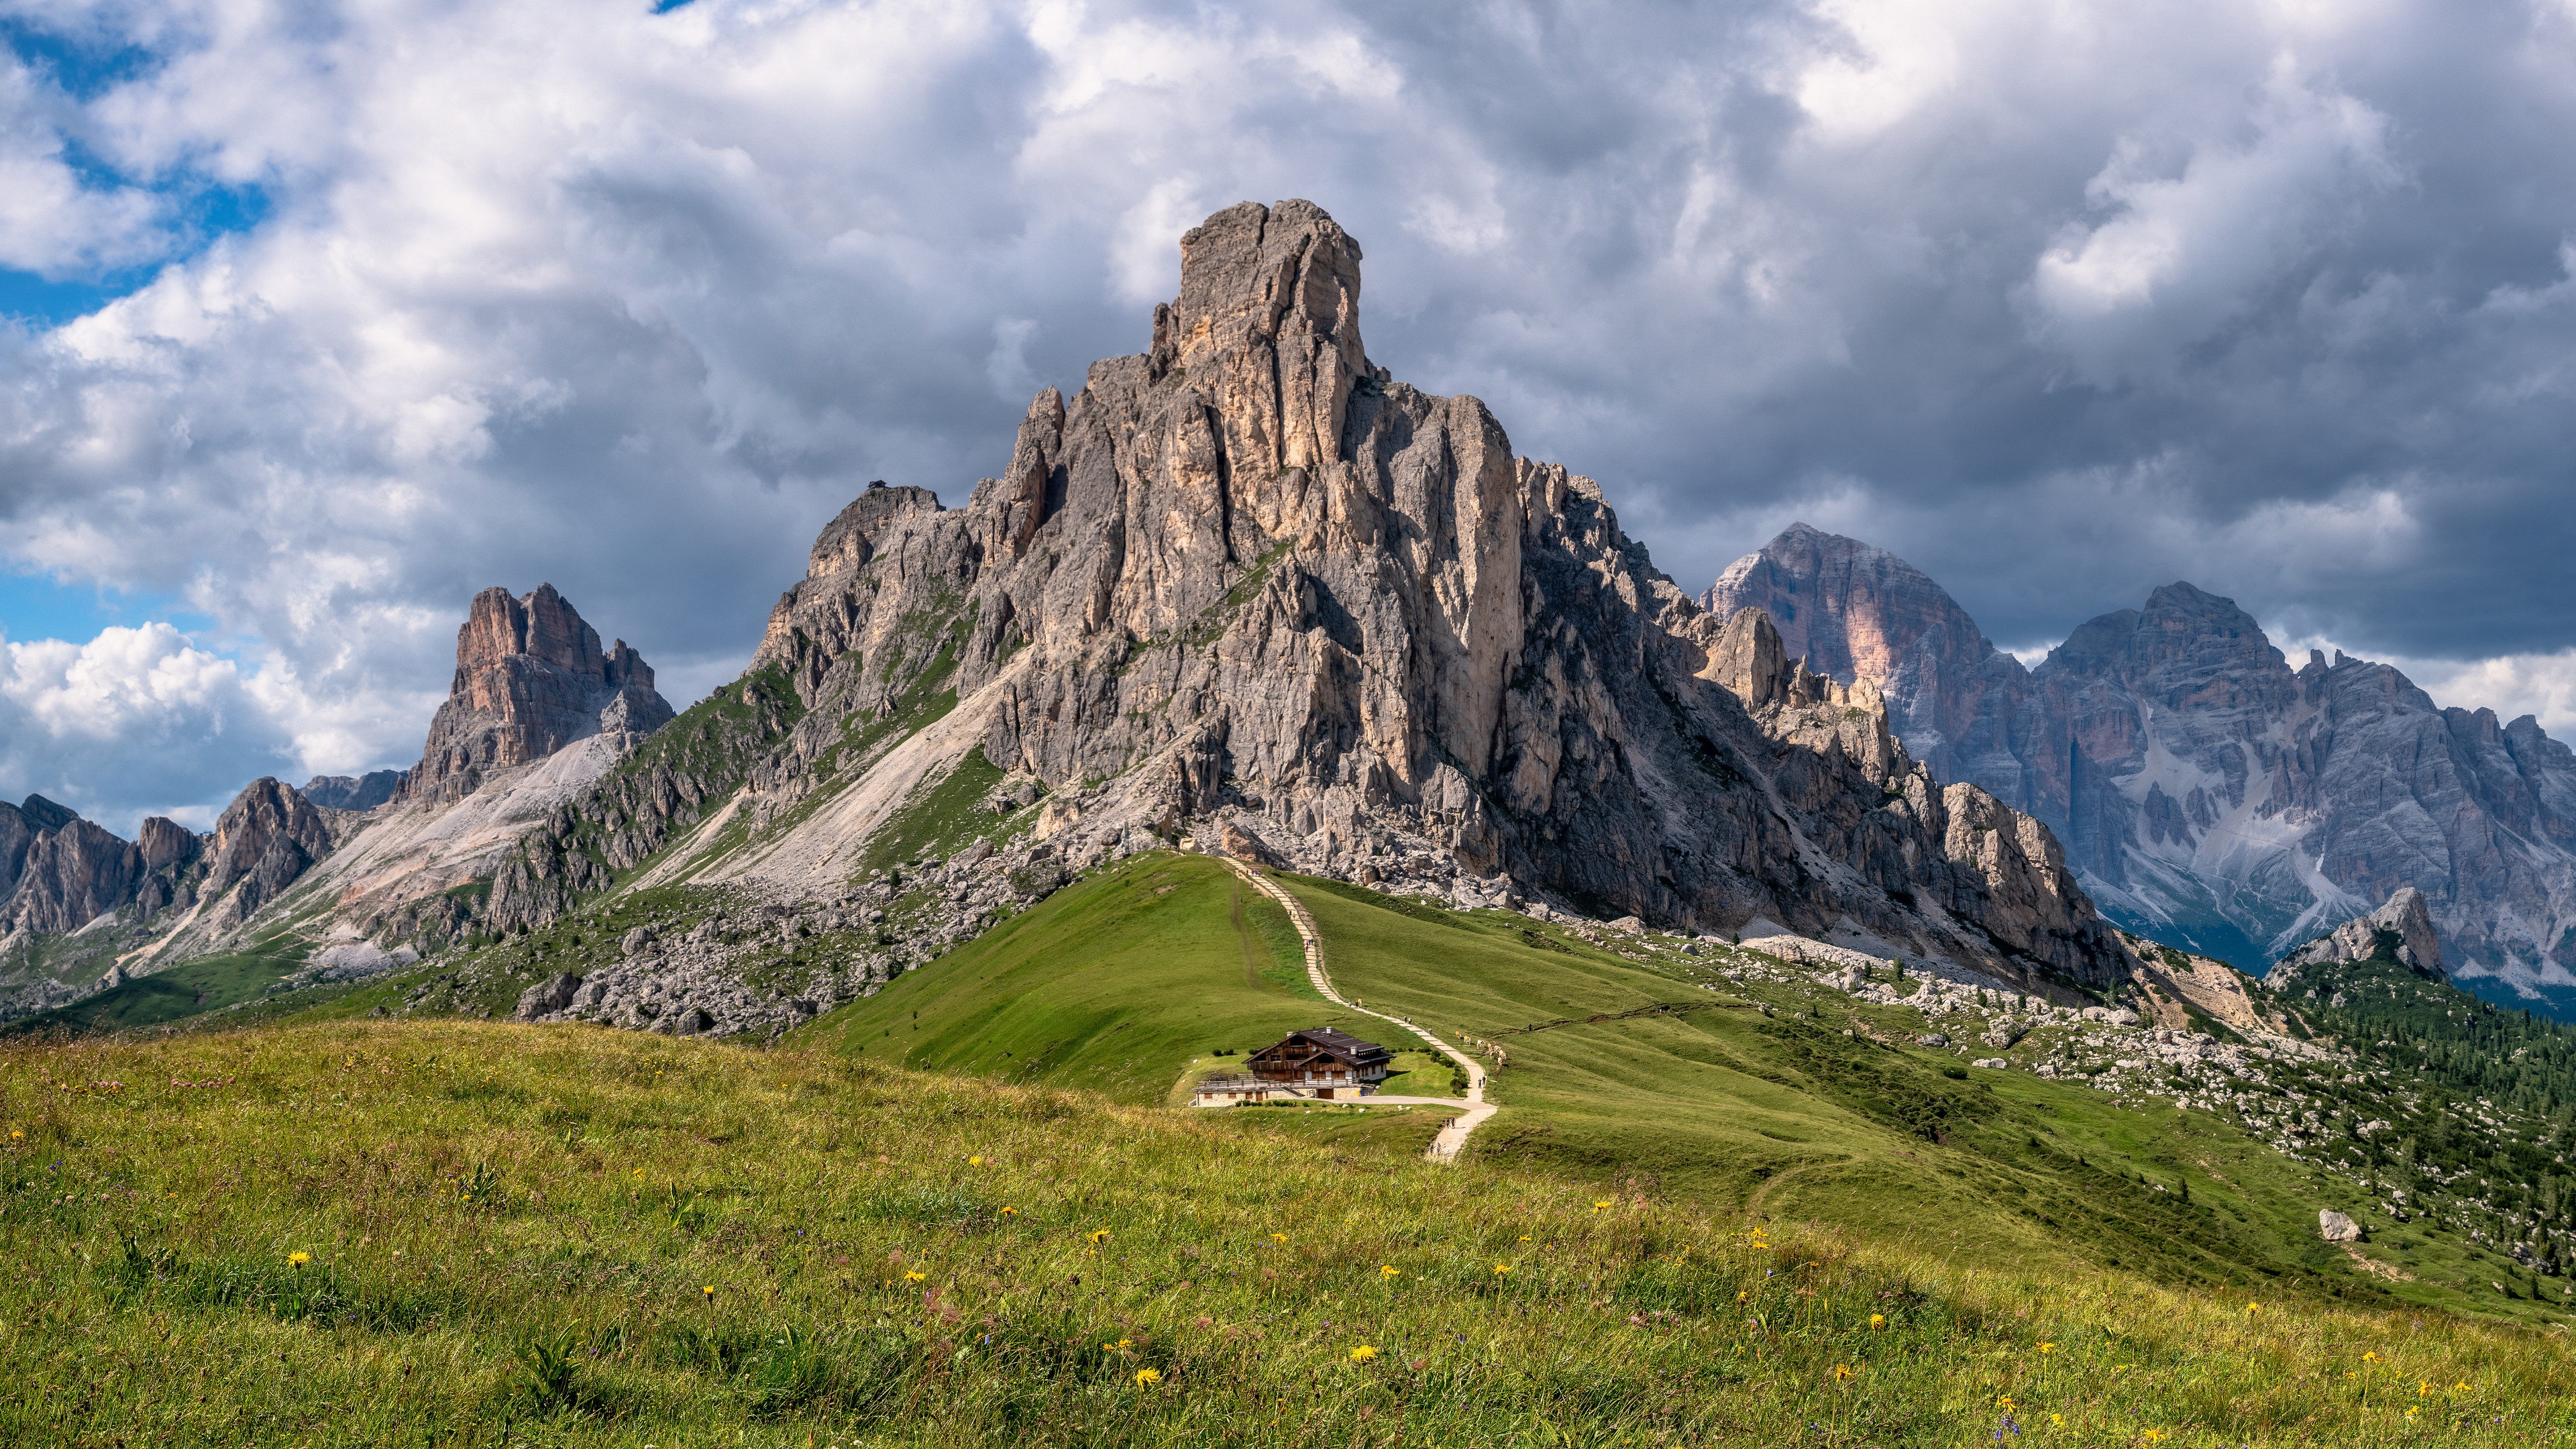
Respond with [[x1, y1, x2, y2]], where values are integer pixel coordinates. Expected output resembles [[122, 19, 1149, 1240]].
[[2277, 885, 2447, 979], [1, 815, 143, 934], [1702, 523, 1997, 688], [499, 197, 2144, 1004], [302, 771, 404, 812], [203, 777, 333, 928], [18, 795, 76, 833], [136, 816, 199, 872], [2041, 582, 2292, 704], [404, 584, 676, 804], [1703, 523, 2041, 813]]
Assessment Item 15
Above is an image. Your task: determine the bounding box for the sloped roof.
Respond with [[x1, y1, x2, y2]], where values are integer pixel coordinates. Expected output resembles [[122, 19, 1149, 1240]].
[[1253, 1027, 1390, 1066]]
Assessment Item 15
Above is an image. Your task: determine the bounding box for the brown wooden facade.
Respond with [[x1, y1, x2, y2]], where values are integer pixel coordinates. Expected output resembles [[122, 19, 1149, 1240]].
[[1193, 1027, 1392, 1106]]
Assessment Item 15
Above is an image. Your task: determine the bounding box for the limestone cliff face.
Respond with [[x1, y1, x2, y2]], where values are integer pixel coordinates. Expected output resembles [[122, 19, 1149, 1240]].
[[2, 818, 144, 933], [201, 778, 334, 928], [1709, 526, 2576, 1015], [501, 199, 2137, 994], [403, 584, 674, 805], [0, 798, 203, 938]]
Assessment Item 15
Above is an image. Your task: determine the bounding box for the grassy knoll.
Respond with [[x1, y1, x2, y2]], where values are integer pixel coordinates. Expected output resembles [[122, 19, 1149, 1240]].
[[5, 1020, 2572, 1447], [798, 853, 1403, 1104]]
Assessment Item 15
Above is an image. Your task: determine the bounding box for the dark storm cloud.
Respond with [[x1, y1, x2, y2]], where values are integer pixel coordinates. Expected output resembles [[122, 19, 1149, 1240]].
[[5, 0, 2576, 828]]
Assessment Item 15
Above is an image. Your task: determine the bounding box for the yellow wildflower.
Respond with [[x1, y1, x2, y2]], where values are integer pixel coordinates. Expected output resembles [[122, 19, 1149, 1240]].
[[968, 1155, 983, 1167], [7, 1130, 19, 1140], [2039, 1341, 2056, 1354], [1269, 1232, 1287, 1242], [2143, 1432, 2165, 1444], [2363, 1351, 2380, 1362], [1116, 1338, 1132, 1350], [1380, 1265, 1401, 1279], [1089, 1229, 1111, 1243], [1493, 1263, 1513, 1275], [1349, 1345, 1377, 1363], [904, 1271, 926, 1283], [1134, 1367, 1161, 1387], [1869, 1313, 1885, 1329], [286, 1251, 311, 1268], [1001, 1206, 1017, 1216], [1832, 1364, 1853, 1381], [702, 1285, 715, 1299], [2246, 1301, 2261, 1315], [2050, 1414, 2063, 1428], [2406, 1407, 2420, 1420], [1996, 1395, 2014, 1411], [2454, 1382, 2471, 1393], [633, 1169, 643, 1179], [1593, 1200, 1613, 1211]]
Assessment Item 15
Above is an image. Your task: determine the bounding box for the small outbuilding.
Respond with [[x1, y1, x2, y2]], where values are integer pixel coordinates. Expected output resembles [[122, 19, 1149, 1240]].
[[1191, 1027, 1393, 1106]]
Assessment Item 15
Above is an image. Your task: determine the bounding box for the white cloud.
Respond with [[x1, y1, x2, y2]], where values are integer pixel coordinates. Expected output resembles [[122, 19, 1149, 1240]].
[[0, 55, 165, 274], [0, 0, 2574, 836], [2402, 652, 2576, 736], [0, 622, 287, 830], [2029, 57, 2402, 379]]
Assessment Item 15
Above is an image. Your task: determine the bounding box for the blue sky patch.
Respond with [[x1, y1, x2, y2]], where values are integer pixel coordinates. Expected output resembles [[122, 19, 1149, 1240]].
[[0, 21, 271, 326], [0, 16, 159, 101], [0, 571, 219, 650]]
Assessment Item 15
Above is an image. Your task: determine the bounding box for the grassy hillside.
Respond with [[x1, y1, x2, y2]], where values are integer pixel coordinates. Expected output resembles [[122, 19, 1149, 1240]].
[[6, 1020, 2573, 1447], [1278, 876, 2463, 1307], [796, 853, 1428, 1102], [796, 855, 2563, 1324], [6, 928, 313, 1036]]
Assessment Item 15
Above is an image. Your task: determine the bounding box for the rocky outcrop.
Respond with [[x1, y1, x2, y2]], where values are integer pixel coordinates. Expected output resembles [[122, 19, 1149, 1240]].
[[0, 796, 208, 945], [202, 778, 335, 928], [126, 816, 206, 920], [2277, 887, 2447, 979], [17, 795, 76, 832], [402, 584, 674, 805], [304, 771, 405, 811], [2, 817, 144, 933], [1705, 526, 2576, 1015], [490, 198, 2141, 1001]]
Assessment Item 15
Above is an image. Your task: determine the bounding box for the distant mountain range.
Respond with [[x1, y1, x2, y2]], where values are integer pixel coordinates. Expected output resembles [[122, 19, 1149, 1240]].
[[1706, 523, 2576, 1020], [0, 584, 672, 1020]]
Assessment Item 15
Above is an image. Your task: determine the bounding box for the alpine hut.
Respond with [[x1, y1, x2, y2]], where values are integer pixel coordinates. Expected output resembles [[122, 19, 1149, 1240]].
[[1192, 1027, 1393, 1106]]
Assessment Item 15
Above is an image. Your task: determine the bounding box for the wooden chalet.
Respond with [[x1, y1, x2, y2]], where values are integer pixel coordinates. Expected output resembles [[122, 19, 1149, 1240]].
[[1193, 1027, 1393, 1106]]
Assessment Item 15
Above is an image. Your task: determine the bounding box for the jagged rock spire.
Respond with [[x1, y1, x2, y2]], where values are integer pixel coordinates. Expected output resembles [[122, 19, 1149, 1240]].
[[405, 584, 674, 804]]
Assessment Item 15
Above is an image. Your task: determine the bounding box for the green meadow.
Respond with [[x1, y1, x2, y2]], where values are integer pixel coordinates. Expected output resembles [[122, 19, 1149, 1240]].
[[799, 855, 2536, 1320], [5, 851, 2575, 1444], [7, 1021, 2574, 1447]]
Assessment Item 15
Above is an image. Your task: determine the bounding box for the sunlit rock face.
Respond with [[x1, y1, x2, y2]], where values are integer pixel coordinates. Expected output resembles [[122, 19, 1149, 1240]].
[[404, 583, 674, 806], [615, 199, 2139, 991]]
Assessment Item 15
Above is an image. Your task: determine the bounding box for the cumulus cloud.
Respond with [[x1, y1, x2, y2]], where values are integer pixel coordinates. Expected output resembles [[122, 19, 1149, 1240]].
[[2027, 59, 2403, 380], [0, 623, 291, 830], [5, 0, 2576, 831]]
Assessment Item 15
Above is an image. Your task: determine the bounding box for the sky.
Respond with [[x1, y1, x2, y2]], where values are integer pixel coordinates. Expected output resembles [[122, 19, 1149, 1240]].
[[6, 0, 2576, 835]]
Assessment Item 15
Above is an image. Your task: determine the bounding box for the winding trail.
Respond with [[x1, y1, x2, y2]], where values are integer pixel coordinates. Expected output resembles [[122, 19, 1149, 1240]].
[[1224, 857, 1497, 1162]]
